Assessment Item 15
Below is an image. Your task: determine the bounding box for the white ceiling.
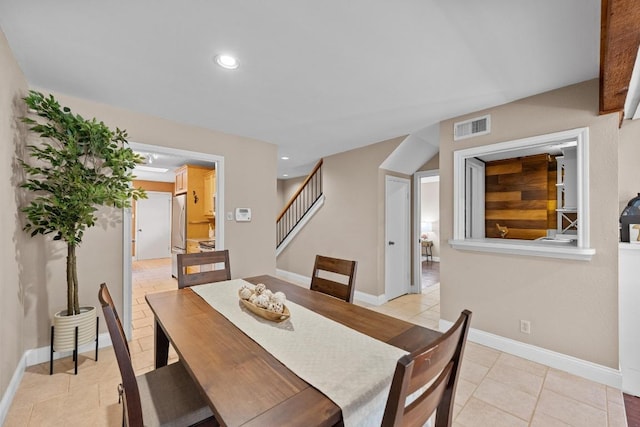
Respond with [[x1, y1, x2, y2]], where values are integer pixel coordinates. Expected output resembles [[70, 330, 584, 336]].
[[130, 144, 216, 182], [0, 1, 600, 178]]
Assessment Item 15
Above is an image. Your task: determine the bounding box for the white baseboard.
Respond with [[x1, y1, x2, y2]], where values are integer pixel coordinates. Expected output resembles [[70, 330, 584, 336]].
[[25, 332, 113, 367], [0, 352, 27, 426], [274, 269, 310, 288], [0, 332, 113, 424], [275, 269, 386, 306], [439, 319, 622, 389], [268, 270, 622, 388], [354, 291, 387, 306]]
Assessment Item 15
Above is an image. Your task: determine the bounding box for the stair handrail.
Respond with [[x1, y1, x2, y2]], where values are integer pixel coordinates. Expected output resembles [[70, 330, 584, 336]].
[[276, 159, 323, 249], [277, 159, 323, 222]]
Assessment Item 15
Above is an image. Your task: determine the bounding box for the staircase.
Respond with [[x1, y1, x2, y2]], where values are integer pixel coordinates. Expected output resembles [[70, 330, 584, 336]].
[[276, 159, 324, 255]]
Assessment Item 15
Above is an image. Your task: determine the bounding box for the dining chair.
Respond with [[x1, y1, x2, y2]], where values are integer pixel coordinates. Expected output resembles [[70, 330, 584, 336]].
[[310, 255, 357, 303], [177, 250, 231, 288], [98, 283, 218, 427], [381, 309, 472, 427]]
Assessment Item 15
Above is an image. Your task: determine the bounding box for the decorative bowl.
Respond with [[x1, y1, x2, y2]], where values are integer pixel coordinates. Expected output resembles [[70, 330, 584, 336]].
[[239, 298, 290, 322]]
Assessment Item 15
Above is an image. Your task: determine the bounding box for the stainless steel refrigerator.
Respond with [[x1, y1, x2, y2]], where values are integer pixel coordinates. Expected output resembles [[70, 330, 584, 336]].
[[171, 194, 186, 278]]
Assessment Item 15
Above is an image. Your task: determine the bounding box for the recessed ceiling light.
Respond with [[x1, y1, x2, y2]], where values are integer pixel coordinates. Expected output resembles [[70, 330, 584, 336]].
[[280, 156, 290, 160], [135, 165, 169, 173], [283, 174, 289, 177], [215, 54, 239, 70]]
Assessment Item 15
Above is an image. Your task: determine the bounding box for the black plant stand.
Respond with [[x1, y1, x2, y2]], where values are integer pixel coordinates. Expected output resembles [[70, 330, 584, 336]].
[[50, 316, 99, 375]]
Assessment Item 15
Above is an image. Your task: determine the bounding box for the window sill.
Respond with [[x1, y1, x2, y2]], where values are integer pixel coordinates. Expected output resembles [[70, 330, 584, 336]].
[[449, 239, 595, 261]]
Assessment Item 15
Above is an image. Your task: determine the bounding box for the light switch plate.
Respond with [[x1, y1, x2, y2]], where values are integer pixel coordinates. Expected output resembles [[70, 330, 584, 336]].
[[226, 211, 233, 221]]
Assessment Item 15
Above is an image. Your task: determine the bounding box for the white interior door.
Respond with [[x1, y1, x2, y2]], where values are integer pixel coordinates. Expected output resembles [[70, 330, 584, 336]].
[[136, 192, 172, 260], [385, 176, 410, 300]]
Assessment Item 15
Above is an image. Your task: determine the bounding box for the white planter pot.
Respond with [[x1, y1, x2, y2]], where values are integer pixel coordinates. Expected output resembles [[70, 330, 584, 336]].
[[53, 306, 97, 352]]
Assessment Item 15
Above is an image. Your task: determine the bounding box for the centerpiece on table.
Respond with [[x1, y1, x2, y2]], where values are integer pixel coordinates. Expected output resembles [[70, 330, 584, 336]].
[[238, 283, 290, 322]]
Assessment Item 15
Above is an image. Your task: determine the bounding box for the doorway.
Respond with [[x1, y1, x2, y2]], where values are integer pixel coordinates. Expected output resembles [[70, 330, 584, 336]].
[[122, 142, 225, 339], [413, 170, 440, 291], [385, 176, 411, 300]]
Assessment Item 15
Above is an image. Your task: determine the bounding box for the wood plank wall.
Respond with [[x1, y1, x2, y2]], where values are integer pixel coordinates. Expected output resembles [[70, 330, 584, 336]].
[[485, 154, 557, 239]]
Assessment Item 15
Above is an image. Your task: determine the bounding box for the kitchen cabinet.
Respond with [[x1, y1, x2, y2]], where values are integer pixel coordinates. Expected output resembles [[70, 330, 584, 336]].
[[185, 240, 201, 274], [204, 170, 216, 217], [186, 240, 200, 254], [174, 165, 213, 239], [174, 165, 188, 195]]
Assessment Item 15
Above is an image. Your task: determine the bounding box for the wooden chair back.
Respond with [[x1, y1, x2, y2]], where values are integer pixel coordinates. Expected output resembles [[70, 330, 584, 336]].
[[310, 255, 357, 303], [98, 282, 129, 355], [177, 250, 231, 288], [382, 310, 472, 427], [98, 283, 144, 426]]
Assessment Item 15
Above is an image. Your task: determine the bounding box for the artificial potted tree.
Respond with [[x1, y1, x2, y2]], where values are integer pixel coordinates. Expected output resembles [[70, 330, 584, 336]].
[[20, 90, 146, 362]]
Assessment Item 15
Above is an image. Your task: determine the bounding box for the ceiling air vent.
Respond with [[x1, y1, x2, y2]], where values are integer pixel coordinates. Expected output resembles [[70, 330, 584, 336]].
[[453, 115, 491, 141]]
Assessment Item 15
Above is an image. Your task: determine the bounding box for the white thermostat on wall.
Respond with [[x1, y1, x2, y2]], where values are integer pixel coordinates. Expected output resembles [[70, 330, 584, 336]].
[[235, 208, 251, 222]]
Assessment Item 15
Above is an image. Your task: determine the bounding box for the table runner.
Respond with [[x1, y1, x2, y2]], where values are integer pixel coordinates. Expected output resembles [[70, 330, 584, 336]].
[[192, 279, 407, 427]]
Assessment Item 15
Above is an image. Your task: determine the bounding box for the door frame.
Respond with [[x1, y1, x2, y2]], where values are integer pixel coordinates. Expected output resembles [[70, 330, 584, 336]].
[[385, 175, 411, 300], [465, 158, 485, 239], [413, 169, 439, 291], [122, 142, 224, 339]]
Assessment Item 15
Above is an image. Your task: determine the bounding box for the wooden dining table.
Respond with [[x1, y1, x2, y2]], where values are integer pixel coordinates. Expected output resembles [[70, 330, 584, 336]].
[[145, 275, 442, 427]]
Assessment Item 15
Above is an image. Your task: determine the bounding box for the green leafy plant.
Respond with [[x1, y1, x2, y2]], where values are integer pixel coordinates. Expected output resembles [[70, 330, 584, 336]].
[[20, 90, 146, 316]]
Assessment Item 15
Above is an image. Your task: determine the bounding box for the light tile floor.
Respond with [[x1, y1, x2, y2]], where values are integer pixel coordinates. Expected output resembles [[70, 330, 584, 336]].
[[4, 258, 628, 426]]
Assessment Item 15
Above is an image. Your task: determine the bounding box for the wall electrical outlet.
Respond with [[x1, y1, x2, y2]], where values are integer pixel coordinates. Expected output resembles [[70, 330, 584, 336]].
[[520, 320, 531, 334]]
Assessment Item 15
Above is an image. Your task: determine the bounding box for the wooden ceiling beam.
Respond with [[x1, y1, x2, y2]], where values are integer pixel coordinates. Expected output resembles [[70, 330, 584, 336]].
[[599, 0, 640, 118]]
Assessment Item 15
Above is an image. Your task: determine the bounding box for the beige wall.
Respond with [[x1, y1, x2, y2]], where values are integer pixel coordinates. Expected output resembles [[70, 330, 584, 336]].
[[619, 118, 640, 214], [25, 91, 278, 347], [439, 79, 620, 368], [3, 86, 276, 362], [0, 28, 29, 402], [1, 40, 276, 366], [277, 137, 404, 296], [276, 176, 305, 216]]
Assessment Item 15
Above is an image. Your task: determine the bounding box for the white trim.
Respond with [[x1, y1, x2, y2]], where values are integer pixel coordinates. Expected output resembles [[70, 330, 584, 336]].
[[0, 332, 114, 424], [25, 332, 113, 367], [0, 353, 26, 426], [215, 158, 225, 251], [274, 269, 310, 288], [449, 239, 595, 261], [125, 142, 224, 343], [439, 319, 622, 388], [413, 170, 439, 292], [465, 158, 485, 238], [123, 207, 133, 340], [576, 130, 589, 248], [354, 291, 387, 306], [275, 268, 386, 306], [452, 127, 593, 259], [276, 195, 325, 257]]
